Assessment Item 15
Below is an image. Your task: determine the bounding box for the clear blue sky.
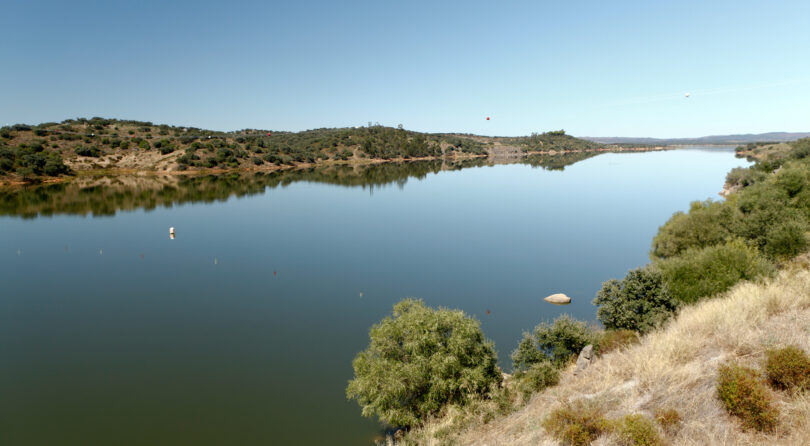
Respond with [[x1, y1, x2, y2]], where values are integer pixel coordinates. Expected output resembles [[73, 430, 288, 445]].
[[2, 0, 809, 137]]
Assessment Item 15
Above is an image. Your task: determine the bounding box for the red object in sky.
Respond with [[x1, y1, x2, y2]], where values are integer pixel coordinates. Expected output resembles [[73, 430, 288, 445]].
[[486, 117, 490, 121]]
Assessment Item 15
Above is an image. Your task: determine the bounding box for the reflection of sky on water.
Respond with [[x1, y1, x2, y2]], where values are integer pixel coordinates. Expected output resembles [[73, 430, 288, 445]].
[[0, 148, 750, 445]]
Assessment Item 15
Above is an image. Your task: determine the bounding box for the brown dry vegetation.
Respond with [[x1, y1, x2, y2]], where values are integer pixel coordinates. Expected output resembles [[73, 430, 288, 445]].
[[406, 266, 810, 445]]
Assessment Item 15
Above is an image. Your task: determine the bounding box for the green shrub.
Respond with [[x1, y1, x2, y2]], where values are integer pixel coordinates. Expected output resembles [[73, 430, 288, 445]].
[[765, 345, 810, 392], [651, 200, 736, 259], [75, 146, 100, 157], [119, 140, 130, 149], [138, 140, 150, 150], [763, 218, 809, 260], [657, 240, 773, 303], [159, 145, 175, 155], [598, 329, 640, 354], [717, 363, 779, 432], [543, 400, 609, 446], [514, 360, 559, 400], [613, 414, 663, 446], [346, 299, 500, 428], [774, 165, 809, 197], [730, 181, 807, 257], [594, 267, 679, 334], [512, 315, 600, 369]]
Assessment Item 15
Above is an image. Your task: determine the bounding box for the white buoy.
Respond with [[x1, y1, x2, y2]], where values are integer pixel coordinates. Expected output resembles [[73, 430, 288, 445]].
[[169, 227, 175, 234]]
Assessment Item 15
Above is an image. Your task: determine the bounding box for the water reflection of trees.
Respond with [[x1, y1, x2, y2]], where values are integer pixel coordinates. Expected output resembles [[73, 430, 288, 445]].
[[0, 154, 601, 218]]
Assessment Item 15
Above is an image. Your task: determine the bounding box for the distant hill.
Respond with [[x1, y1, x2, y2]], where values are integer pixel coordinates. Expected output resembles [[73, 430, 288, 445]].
[[582, 132, 810, 146], [0, 118, 605, 184]]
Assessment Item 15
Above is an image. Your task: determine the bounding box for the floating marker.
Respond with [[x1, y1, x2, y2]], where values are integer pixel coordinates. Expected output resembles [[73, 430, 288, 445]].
[[169, 227, 175, 240], [359, 292, 363, 298], [99, 249, 103, 255], [685, 92, 691, 98], [214, 258, 218, 265], [486, 309, 491, 315], [486, 116, 490, 121]]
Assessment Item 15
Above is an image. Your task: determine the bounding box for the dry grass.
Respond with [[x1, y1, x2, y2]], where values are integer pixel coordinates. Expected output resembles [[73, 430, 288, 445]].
[[408, 268, 810, 445]]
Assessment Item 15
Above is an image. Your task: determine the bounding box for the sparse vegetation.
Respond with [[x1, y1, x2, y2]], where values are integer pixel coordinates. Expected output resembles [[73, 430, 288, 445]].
[[2, 118, 616, 184], [598, 329, 640, 354], [717, 362, 779, 432], [542, 399, 609, 446], [612, 414, 664, 446], [653, 408, 681, 434], [765, 345, 810, 392]]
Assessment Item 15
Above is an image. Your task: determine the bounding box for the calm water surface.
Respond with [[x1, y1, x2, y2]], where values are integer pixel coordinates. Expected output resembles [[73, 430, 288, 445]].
[[1, 148, 748, 445]]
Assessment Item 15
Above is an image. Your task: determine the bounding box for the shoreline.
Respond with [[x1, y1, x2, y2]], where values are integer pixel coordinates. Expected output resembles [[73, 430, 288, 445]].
[[0, 146, 675, 189]]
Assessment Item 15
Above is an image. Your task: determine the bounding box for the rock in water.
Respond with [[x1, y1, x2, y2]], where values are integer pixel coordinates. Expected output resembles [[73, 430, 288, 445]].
[[574, 344, 594, 376], [544, 293, 572, 304]]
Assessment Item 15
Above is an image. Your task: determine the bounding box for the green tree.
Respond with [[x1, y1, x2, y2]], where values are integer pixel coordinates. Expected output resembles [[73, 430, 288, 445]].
[[593, 266, 678, 334], [346, 299, 500, 428]]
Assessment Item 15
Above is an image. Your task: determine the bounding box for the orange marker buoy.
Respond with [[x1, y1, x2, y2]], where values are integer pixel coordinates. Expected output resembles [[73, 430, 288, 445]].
[[486, 309, 491, 315]]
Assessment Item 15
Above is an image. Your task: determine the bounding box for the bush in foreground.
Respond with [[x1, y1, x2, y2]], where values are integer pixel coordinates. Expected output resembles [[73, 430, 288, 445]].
[[346, 299, 500, 428], [717, 363, 779, 432], [765, 345, 810, 392], [612, 414, 664, 446], [654, 408, 681, 434], [542, 399, 609, 446], [514, 360, 559, 400]]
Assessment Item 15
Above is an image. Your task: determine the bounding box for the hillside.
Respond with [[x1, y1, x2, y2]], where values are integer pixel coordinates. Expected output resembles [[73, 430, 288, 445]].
[[414, 266, 810, 445], [583, 132, 810, 146], [0, 118, 608, 185]]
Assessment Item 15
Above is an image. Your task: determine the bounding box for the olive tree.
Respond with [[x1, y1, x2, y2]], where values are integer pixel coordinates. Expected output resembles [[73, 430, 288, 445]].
[[346, 299, 501, 428]]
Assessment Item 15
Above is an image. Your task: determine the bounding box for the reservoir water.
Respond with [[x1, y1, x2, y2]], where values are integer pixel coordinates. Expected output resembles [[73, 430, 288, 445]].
[[0, 148, 749, 445]]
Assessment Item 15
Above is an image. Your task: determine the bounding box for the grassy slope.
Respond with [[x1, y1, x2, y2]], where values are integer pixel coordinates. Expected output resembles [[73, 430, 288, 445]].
[[409, 264, 810, 445]]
